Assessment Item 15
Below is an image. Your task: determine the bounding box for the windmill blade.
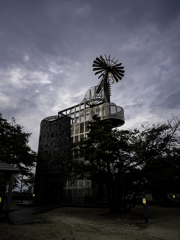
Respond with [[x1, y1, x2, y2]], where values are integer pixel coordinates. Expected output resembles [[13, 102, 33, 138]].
[[93, 67, 104, 71], [114, 66, 124, 70], [116, 72, 124, 78], [92, 64, 102, 68], [108, 55, 110, 63], [114, 70, 125, 73], [114, 69, 124, 75], [114, 70, 125, 75], [94, 58, 106, 68], [104, 54, 108, 63], [115, 73, 122, 80], [93, 60, 102, 65], [96, 57, 103, 64], [116, 69, 125, 75], [115, 63, 122, 67], [115, 73, 122, 81], [92, 63, 101, 67], [98, 73, 104, 79], [100, 56, 108, 68], [99, 55, 105, 61], [113, 74, 120, 83], [113, 68, 125, 73], [119, 70, 125, 74], [94, 69, 105, 75], [95, 70, 104, 75]]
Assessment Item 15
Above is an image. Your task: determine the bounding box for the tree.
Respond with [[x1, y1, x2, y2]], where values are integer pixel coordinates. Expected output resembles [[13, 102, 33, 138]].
[[0, 113, 36, 190], [72, 115, 141, 212], [135, 117, 180, 201], [114, 116, 180, 204], [71, 115, 180, 211]]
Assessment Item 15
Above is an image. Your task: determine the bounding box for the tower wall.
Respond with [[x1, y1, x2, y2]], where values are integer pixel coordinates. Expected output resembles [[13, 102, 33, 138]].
[[34, 115, 71, 204]]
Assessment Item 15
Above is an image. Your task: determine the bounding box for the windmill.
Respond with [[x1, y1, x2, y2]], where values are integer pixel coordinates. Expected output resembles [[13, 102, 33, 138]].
[[93, 55, 125, 103]]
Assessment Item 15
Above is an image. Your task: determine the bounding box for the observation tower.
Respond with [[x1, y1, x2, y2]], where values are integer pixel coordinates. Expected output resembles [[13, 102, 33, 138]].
[[35, 55, 125, 204]]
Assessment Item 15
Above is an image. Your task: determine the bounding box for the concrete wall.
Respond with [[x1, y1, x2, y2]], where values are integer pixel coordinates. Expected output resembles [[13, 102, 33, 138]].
[[34, 115, 71, 204]]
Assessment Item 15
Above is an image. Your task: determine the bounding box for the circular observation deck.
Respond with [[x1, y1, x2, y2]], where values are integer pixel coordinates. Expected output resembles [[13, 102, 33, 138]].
[[89, 102, 125, 127]]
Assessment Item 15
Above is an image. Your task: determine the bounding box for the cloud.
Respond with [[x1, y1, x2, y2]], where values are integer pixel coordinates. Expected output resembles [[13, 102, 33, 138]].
[[0, 0, 180, 151]]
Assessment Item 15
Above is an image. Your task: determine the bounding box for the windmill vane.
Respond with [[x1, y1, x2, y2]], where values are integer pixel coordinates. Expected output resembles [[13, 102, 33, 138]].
[[92, 55, 125, 103], [92, 55, 125, 83]]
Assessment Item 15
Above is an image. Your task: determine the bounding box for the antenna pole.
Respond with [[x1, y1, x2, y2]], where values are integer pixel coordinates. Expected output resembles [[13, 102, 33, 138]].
[[104, 74, 110, 103]]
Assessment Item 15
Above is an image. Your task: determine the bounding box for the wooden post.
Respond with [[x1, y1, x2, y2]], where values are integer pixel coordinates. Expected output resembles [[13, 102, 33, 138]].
[[5, 173, 15, 214]]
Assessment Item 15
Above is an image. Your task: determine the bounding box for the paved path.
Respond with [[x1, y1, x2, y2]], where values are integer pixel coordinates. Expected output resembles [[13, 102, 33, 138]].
[[9, 204, 62, 225]]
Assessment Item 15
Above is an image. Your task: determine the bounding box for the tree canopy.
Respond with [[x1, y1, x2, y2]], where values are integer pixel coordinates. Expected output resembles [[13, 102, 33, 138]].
[[71, 115, 180, 211], [0, 113, 36, 190]]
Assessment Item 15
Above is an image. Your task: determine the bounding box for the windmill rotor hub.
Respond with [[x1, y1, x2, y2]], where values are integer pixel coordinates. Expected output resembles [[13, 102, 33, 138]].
[[107, 65, 112, 71]]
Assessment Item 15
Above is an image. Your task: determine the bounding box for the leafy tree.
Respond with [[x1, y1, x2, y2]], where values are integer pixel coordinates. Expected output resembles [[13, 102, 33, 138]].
[[19, 172, 35, 194], [0, 113, 36, 190], [135, 117, 180, 201], [72, 115, 141, 212], [71, 115, 180, 211], [114, 117, 180, 204]]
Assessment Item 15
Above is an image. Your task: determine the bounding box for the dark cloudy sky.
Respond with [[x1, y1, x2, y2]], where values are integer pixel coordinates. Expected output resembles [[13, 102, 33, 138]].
[[1, 0, 180, 151]]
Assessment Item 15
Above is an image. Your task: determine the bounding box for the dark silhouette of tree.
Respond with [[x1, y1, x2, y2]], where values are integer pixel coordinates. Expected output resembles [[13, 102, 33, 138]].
[[71, 115, 141, 211], [0, 113, 36, 190], [71, 115, 180, 211], [134, 117, 180, 202]]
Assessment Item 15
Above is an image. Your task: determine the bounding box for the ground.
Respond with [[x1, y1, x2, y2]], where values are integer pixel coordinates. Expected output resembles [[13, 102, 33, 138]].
[[0, 205, 180, 240]]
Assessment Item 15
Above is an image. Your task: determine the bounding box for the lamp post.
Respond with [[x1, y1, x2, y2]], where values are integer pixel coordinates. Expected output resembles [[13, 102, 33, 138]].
[[142, 197, 149, 223], [172, 194, 176, 207], [32, 193, 35, 206]]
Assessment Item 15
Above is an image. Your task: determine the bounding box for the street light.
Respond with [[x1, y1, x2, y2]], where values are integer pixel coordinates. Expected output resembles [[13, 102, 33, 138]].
[[142, 197, 149, 223]]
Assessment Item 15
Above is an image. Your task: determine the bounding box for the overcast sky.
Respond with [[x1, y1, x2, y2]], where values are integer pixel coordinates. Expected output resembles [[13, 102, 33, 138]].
[[1, 0, 180, 151]]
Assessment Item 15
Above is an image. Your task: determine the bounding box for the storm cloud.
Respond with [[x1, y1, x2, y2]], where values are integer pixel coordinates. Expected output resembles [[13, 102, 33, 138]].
[[1, 0, 180, 151]]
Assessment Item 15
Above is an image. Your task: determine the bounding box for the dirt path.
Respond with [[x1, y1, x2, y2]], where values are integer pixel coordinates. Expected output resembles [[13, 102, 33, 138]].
[[0, 206, 180, 240]]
